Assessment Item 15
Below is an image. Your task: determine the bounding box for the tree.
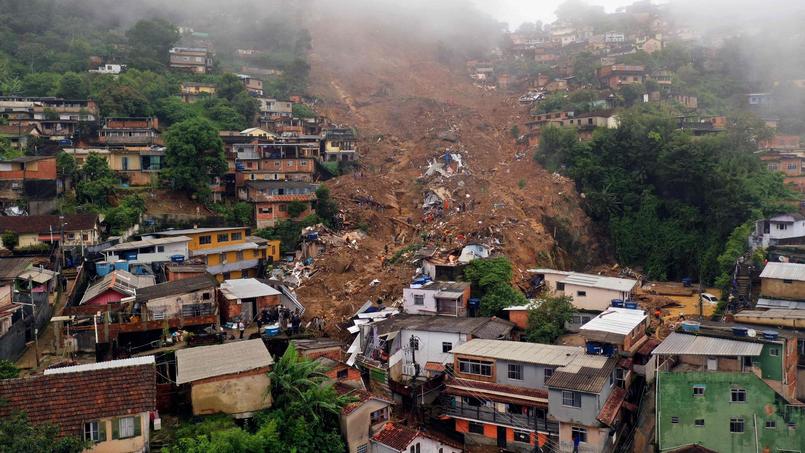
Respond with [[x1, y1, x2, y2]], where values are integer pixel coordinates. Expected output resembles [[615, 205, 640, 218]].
[[56, 72, 86, 99], [104, 194, 146, 236], [525, 295, 575, 344], [205, 99, 246, 130], [479, 283, 527, 317], [0, 359, 18, 379], [314, 186, 339, 227], [163, 118, 227, 200], [286, 201, 307, 219], [125, 19, 179, 70], [217, 73, 246, 101], [535, 125, 578, 171], [232, 92, 259, 126], [56, 151, 77, 181], [76, 153, 116, 208], [1, 230, 18, 250], [464, 256, 514, 290], [292, 103, 316, 119], [0, 411, 86, 453]]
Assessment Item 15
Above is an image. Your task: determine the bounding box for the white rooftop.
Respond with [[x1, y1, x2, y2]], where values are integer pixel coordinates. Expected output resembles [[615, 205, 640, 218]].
[[760, 262, 805, 282], [44, 356, 155, 375], [528, 268, 637, 292], [450, 339, 581, 366], [154, 227, 245, 236], [220, 278, 281, 299], [105, 235, 191, 252], [175, 339, 273, 384], [580, 307, 646, 335], [652, 332, 764, 357]]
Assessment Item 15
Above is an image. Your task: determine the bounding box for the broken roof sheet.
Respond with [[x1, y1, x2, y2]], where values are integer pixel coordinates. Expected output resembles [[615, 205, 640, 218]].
[[450, 339, 581, 366], [580, 307, 646, 335], [651, 332, 763, 357], [220, 278, 281, 299], [545, 355, 617, 393], [175, 339, 273, 384], [759, 262, 805, 282], [755, 298, 805, 310], [371, 315, 514, 339], [560, 273, 637, 292]]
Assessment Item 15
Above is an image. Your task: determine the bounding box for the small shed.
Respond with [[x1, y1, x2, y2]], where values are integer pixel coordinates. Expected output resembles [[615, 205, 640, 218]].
[[175, 339, 274, 416]]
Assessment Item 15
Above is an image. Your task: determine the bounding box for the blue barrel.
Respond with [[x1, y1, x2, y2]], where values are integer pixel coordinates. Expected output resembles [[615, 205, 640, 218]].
[[625, 301, 638, 309], [263, 326, 280, 337], [611, 299, 624, 308], [468, 298, 480, 308], [170, 255, 185, 263], [113, 261, 129, 271], [96, 262, 113, 276]]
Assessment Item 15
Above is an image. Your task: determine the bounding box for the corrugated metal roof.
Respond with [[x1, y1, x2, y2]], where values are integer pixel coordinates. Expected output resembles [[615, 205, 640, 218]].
[[651, 332, 763, 357], [105, 236, 190, 252], [450, 339, 581, 366], [154, 227, 245, 236], [44, 356, 154, 375], [175, 339, 273, 384], [560, 273, 637, 292], [220, 278, 280, 299], [735, 309, 805, 320], [756, 298, 805, 310], [759, 262, 805, 282], [580, 307, 646, 335], [545, 355, 617, 393]]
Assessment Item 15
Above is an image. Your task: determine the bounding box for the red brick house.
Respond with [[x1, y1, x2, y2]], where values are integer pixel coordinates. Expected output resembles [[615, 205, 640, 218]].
[[0, 356, 156, 451]]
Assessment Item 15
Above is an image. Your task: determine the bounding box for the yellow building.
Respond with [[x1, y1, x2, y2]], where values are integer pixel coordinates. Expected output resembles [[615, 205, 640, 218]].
[[149, 227, 279, 281], [180, 82, 217, 103]]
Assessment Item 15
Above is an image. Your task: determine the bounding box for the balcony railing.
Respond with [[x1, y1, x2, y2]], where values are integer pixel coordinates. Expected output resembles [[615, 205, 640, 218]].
[[442, 398, 558, 434]]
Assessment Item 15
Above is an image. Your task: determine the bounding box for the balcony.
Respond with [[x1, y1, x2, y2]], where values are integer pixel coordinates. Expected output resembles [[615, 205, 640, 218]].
[[442, 398, 558, 434]]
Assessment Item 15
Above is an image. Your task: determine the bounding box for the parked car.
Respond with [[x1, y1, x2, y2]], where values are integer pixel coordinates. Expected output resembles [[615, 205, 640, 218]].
[[700, 292, 719, 304]]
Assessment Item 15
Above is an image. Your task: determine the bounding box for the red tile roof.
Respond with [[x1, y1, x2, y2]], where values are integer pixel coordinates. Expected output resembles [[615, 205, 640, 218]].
[[334, 381, 391, 416], [637, 338, 661, 356], [372, 423, 419, 451], [596, 386, 627, 427], [424, 361, 445, 372], [0, 359, 155, 437]]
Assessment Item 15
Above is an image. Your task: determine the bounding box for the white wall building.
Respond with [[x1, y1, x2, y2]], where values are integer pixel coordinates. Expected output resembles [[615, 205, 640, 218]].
[[103, 236, 190, 264], [751, 213, 805, 248], [529, 268, 638, 312]]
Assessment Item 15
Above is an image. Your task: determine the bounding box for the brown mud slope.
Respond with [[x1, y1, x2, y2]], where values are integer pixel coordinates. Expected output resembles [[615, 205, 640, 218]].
[[297, 11, 605, 326]]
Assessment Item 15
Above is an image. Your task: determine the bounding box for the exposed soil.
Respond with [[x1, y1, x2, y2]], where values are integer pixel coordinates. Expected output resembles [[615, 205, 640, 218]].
[[294, 12, 607, 330]]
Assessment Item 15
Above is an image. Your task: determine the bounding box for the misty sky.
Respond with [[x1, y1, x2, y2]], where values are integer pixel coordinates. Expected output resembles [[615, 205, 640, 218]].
[[473, 0, 649, 29]]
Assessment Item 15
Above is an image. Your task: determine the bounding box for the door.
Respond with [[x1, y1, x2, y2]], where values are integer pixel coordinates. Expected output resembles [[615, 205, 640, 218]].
[[121, 156, 128, 170], [497, 425, 507, 448], [706, 357, 717, 371], [241, 301, 254, 322]]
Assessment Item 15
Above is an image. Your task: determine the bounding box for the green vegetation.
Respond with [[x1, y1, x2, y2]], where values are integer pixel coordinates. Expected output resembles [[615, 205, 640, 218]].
[[0, 410, 86, 453], [162, 118, 227, 203], [0, 359, 19, 379], [75, 153, 117, 209], [165, 345, 350, 453], [0, 230, 18, 251], [314, 186, 339, 227], [536, 108, 793, 282], [286, 201, 308, 219], [525, 295, 575, 344], [255, 215, 320, 255], [464, 257, 527, 316], [104, 194, 146, 236]]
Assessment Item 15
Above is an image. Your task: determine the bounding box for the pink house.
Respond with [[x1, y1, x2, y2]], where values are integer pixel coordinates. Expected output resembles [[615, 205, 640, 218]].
[[78, 270, 155, 307]]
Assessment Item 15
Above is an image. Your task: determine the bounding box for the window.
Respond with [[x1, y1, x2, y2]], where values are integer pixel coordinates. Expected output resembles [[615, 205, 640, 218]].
[[156, 245, 165, 253], [576, 290, 587, 297], [769, 347, 780, 356], [768, 163, 779, 171], [337, 368, 348, 379], [199, 235, 212, 245], [731, 388, 747, 403], [695, 419, 705, 427], [231, 232, 242, 241], [544, 368, 554, 383], [556, 282, 565, 291], [783, 279, 793, 284], [202, 292, 211, 300], [279, 204, 287, 212], [513, 430, 530, 443], [730, 417, 745, 433], [788, 162, 798, 170], [217, 233, 229, 242], [693, 385, 705, 397], [571, 426, 587, 443], [413, 294, 425, 306], [112, 416, 140, 439], [777, 224, 789, 231], [357, 444, 368, 453], [370, 408, 388, 424], [84, 421, 104, 443], [82, 234, 89, 241], [410, 337, 419, 350], [562, 391, 582, 408], [508, 364, 523, 380], [468, 421, 484, 434], [458, 359, 492, 376], [765, 420, 776, 429], [671, 416, 679, 424], [442, 342, 452, 353], [236, 251, 244, 261]]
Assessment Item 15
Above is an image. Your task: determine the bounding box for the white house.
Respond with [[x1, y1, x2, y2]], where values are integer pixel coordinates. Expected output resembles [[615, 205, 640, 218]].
[[751, 213, 805, 249], [402, 281, 470, 317], [364, 314, 514, 381], [103, 236, 190, 264], [89, 64, 126, 74], [529, 268, 638, 312]]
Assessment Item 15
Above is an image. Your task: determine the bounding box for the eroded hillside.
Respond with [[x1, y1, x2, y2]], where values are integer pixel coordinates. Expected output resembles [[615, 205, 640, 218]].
[[295, 6, 606, 324]]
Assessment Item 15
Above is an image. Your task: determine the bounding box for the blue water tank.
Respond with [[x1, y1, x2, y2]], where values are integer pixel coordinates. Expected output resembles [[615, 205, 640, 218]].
[[122, 251, 138, 261], [732, 327, 748, 337], [468, 298, 480, 308], [625, 301, 638, 310], [263, 326, 280, 337], [586, 343, 604, 355], [681, 321, 700, 332], [682, 277, 693, 287], [611, 299, 624, 308], [170, 255, 185, 263], [113, 261, 129, 272], [96, 262, 113, 277], [762, 330, 779, 340]]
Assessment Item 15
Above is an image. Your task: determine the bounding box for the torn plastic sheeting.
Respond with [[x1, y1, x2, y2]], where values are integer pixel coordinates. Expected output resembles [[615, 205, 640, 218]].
[[347, 335, 361, 354], [346, 351, 358, 367], [357, 308, 398, 319]]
